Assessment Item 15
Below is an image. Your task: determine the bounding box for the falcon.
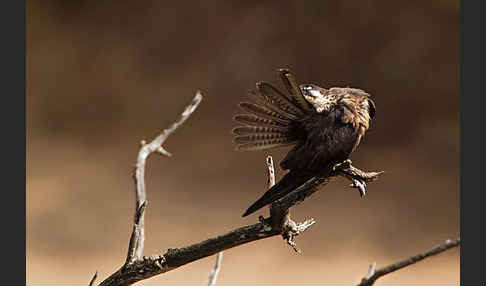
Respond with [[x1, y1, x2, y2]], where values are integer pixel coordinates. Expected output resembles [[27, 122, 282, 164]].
[[233, 69, 376, 217]]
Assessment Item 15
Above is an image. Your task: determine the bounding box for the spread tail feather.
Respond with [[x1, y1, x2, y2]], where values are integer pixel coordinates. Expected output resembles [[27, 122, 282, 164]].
[[254, 82, 304, 117], [233, 114, 288, 128], [233, 73, 311, 152], [238, 102, 292, 124], [242, 171, 314, 217]]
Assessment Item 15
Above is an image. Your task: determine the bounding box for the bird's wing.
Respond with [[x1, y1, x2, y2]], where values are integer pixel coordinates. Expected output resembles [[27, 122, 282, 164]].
[[280, 111, 360, 171], [233, 79, 310, 151]]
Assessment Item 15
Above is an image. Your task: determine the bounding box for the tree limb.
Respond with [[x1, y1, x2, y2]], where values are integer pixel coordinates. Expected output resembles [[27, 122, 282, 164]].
[[358, 238, 461, 286], [89, 271, 98, 286], [127, 91, 203, 263], [207, 252, 223, 286]]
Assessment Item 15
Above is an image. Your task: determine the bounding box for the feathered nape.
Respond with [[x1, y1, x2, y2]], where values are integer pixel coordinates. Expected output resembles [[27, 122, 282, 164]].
[[232, 69, 312, 151]]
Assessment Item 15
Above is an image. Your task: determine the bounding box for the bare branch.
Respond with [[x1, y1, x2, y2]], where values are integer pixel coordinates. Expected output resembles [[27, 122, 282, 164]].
[[358, 238, 461, 286], [127, 91, 203, 263], [364, 262, 376, 280], [98, 221, 281, 286], [89, 271, 98, 286], [125, 201, 147, 264], [266, 156, 276, 189], [268, 155, 289, 229], [96, 165, 378, 285], [207, 252, 223, 286]]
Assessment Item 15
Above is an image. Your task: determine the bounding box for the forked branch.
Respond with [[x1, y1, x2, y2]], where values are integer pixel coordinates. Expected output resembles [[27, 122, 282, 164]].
[[127, 91, 203, 264]]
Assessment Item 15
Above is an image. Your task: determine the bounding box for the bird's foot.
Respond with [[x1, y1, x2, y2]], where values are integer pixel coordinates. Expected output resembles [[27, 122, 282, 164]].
[[332, 160, 383, 198], [332, 159, 352, 172], [350, 179, 367, 197]]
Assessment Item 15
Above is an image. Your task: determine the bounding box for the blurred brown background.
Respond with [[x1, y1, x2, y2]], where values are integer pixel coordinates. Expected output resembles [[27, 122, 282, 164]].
[[27, 0, 459, 285]]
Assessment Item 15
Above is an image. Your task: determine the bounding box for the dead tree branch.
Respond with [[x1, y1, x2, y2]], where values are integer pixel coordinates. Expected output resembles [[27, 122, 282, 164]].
[[358, 238, 461, 286], [127, 91, 203, 263], [89, 271, 98, 286], [92, 92, 383, 286], [207, 252, 223, 286]]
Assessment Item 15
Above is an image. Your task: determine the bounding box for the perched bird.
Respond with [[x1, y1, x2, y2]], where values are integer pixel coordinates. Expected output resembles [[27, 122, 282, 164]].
[[233, 69, 376, 217]]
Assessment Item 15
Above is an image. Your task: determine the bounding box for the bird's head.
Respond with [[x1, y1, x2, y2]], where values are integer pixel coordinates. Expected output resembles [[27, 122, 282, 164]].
[[300, 84, 376, 119], [300, 84, 336, 113]]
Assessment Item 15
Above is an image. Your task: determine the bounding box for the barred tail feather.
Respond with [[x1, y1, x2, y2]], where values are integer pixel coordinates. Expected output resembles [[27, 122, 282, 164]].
[[235, 138, 295, 151], [232, 124, 295, 151], [255, 82, 305, 117], [235, 133, 288, 144], [232, 69, 311, 152], [249, 90, 299, 121], [233, 114, 289, 128], [238, 102, 292, 123], [278, 69, 312, 112], [232, 126, 289, 136]]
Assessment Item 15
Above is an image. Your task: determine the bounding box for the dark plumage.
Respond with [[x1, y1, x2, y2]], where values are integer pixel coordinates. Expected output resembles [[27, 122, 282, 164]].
[[233, 69, 376, 217]]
